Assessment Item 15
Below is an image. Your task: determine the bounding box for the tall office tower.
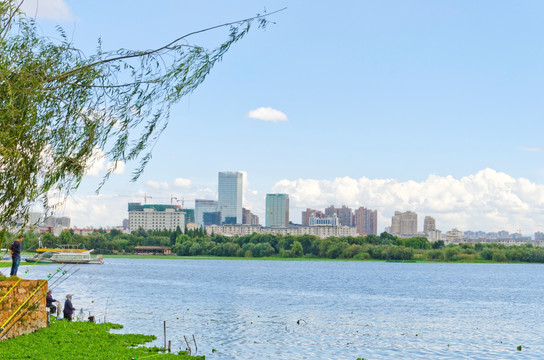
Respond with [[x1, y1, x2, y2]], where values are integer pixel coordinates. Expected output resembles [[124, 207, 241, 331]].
[[423, 216, 436, 234], [195, 199, 220, 227], [218, 171, 243, 224], [266, 194, 289, 227], [354, 206, 378, 235], [301, 208, 324, 226], [391, 210, 418, 235]]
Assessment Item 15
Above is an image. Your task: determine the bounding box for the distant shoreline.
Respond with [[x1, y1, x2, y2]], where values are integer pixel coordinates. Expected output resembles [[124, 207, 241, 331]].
[[100, 254, 543, 264]]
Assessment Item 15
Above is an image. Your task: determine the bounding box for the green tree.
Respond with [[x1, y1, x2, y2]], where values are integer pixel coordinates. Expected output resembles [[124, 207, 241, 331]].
[[0, 3, 281, 235], [290, 241, 303, 258]]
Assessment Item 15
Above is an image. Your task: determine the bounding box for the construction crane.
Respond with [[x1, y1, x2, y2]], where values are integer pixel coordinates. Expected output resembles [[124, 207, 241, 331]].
[[118, 193, 153, 204], [120, 194, 193, 209], [169, 195, 187, 210]]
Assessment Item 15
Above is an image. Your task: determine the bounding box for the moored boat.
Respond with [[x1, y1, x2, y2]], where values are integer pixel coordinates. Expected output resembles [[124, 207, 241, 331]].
[[50, 250, 103, 264], [25, 251, 56, 263]]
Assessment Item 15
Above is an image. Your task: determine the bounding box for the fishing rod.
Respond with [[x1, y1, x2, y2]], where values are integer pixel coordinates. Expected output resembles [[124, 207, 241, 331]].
[[0, 252, 100, 337], [0, 271, 57, 335], [0, 246, 102, 339], [0, 259, 65, 305], [0, 266, 79, 339], [0, 241, 97, 304]]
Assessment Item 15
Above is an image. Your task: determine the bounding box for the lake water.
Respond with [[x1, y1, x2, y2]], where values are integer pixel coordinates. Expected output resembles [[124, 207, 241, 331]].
[[16, 259, 544, 359]]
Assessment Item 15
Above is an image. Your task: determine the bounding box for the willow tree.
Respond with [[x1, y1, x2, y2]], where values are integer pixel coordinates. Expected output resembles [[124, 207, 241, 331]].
[[0, 2, 282, 234]]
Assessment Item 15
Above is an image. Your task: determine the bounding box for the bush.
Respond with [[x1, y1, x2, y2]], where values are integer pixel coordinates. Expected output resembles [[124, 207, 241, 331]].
[[491, 249, 507, 262]]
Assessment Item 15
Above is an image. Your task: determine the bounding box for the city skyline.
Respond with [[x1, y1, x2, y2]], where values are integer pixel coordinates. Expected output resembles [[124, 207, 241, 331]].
[[22, 1, 544, 236]]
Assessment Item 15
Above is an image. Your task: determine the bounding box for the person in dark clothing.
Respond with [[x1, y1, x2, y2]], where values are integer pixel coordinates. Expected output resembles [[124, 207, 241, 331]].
[[46, 290, 58, 315], [9, 236, 23, 276], [63, 294, 76, 321]]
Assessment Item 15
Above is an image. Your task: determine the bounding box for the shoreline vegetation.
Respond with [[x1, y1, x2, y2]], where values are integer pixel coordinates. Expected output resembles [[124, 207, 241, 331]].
[[4, 228, 544, 264], [0, 320, 203, 359]]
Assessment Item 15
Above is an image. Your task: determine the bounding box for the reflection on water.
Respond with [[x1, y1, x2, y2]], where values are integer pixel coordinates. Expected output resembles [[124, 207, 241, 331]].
[[22, 259, 544, 359]]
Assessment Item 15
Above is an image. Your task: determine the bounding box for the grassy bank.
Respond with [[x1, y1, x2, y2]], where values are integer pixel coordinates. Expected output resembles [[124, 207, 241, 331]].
[[102, 253, 544, 265], [0, 320, 203, 360], [103, 254, 350, 261]]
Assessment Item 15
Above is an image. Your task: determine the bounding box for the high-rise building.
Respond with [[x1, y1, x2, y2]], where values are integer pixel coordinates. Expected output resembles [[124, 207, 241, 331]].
[[301, 208, 324, 226], [324, 205, 353, 226], [423, 216, 436, 234], [183, 209, 195, 226], [265, 194, 289, 227], [354, 207, 377, 235], [337, 205, 353, 227], [195, 199, 220, 228], [128, 203, 185, 233], [218, 171, 243, 225], [243, 208, 260, 225], [391, 211, 417, 235], [324, 205, 337, 218]]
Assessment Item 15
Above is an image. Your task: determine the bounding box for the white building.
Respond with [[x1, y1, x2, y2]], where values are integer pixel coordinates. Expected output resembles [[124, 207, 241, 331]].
[[11, 212, 70, 236], [128, 203, 185, 233], [391, 211, 418, 236], [426, 229, 442, 242], [445, 228, 463, 244], [206, 224, 357, 239], [309, 214, 339, 227]]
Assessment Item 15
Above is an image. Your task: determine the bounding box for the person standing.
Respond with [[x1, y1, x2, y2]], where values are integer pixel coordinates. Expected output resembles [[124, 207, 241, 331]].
[[9, 235, 23, 276], [64, 294, 76, 321]]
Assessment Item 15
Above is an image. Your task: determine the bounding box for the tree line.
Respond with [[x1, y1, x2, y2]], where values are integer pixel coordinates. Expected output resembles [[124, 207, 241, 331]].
[[9, 228, 544, 263]]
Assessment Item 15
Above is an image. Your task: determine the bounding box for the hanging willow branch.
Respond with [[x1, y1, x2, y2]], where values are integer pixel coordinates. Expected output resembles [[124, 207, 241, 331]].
[[0, 2, 285, 230]]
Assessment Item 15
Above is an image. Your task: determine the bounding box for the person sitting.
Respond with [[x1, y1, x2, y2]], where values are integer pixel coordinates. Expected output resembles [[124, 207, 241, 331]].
[[46, 290, 58, 315], [63, 294, 76, 321]]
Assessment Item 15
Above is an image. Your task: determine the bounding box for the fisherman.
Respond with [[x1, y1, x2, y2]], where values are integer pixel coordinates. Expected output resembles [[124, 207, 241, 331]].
[[46, 290, 58, 315], [63, 294, 76, 321], [9, 235, 23, 276]]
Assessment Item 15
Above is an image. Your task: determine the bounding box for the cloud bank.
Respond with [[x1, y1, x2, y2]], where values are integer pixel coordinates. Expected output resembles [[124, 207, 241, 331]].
[[272, 168, 544, 235], [52, 168, 544, 236], [247, 107, 288, 122], [20, 0, 74, 21], [85, 147, 125, 177], [174, 178, 192, 189]]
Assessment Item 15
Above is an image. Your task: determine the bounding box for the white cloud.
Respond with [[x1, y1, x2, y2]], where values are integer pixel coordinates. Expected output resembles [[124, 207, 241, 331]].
[[146, 180, 170, 190], [84, 147, 125, 178], [272, 168, 544, 235], [19, 0, 74, 21], [247, 107, 288, 122], [108, 161, 125, 175], [40, 193, 127, 229], [38, 168, 544, 236], [174, 178, 192, 189], [85, 147, 107, 178], [521, 146, 541, 152]]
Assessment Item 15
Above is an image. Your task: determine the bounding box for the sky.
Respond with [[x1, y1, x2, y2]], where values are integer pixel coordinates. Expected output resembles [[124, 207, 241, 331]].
[[18, 0, 544, 235]]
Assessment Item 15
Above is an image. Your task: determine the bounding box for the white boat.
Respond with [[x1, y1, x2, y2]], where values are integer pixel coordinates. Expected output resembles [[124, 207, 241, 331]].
[[50, 250, 104, 264]]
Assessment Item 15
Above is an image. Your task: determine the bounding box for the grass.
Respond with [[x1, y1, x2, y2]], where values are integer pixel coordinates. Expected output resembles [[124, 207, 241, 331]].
[[0, 320, 203, 359], [103, 254, 368, 262]]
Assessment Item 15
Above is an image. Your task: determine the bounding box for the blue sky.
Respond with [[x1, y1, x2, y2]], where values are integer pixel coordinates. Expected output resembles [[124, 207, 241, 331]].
[[22, 0, 544, 234]]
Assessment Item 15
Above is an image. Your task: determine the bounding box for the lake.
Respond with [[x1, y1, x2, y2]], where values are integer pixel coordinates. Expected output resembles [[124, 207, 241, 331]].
[[19, 259, 544, 359]]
